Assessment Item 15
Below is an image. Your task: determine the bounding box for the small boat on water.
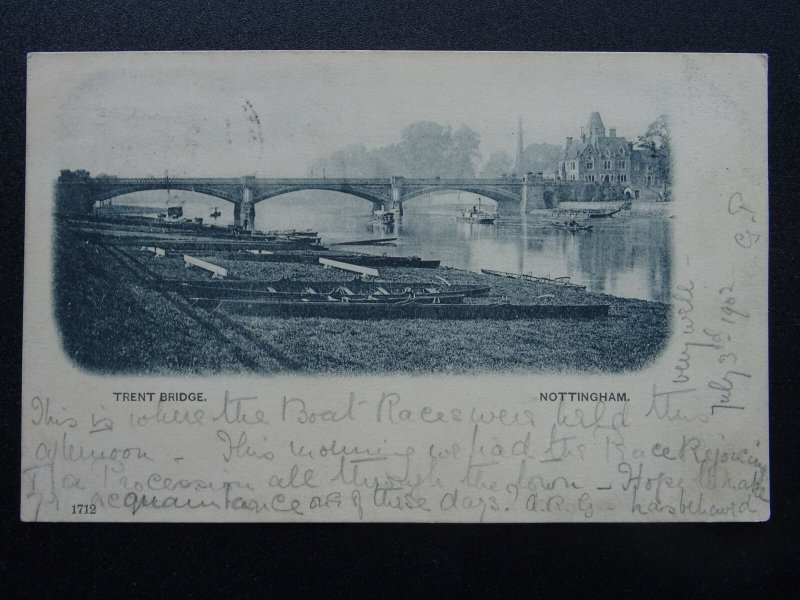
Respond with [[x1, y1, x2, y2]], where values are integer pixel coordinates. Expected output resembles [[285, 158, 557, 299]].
[[549, 220, 593, 231], [210, 207, 222, 219], [588, 201, 632, 218], [457, 198, 498, 224], [480, 269, 587, 291], [373, 212, 394, 225], [189, 297, 610, 320], [166, 205, 183, 219], [555, 201, 631, 219], [372, 207, 399, 225]]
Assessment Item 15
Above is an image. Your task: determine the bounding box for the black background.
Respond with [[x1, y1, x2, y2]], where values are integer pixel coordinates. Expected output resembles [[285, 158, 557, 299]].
[[2, 1, 798, 597]]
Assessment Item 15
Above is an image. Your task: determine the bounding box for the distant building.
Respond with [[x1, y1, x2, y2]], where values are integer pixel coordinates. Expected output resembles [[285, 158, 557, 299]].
[[558, 112, 665, 200]]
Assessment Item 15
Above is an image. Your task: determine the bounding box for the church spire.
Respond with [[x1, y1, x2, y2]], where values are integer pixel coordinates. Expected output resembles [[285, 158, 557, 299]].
[[515, 116, 525, 176], [586, 112, 606, 141]]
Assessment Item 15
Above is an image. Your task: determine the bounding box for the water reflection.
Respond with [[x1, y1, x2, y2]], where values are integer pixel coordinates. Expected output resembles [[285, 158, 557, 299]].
[[106, 189, 672, 303]]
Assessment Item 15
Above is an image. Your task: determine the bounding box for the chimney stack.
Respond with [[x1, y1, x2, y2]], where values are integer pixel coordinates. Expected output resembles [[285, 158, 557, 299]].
[[609, 128, 617, 137]]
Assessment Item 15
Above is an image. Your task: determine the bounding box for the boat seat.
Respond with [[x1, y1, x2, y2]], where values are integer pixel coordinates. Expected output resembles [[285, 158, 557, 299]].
[[375, 287, 390, 295], [425, 287, 439, 293], [302, 287, 317, 294]]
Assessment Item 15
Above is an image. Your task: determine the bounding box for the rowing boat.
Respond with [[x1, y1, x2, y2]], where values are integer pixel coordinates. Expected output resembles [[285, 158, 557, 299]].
[[211, 252, 440, 268], [548, 221, 593, 231], [155, 278, 490, 298], [554, 201, 632, 219], [330, 237, 398, 246], [319, 255, 441, 268], [588, 201, 632, 218], [480, 269, 587, 290], [190, 297, 609, 319]]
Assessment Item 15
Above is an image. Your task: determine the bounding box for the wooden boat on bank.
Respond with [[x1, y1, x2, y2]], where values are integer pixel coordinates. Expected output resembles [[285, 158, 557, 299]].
[[155, 278, 491, 299], [200, 228, 321, 243], [109, 237, 327, 251], [81, 214, 321, 242], [480, 269, 587, 291], [214, 250, 328, 264], [330, 237, 398, 246], [258, 228, 319, 239], [320, 254, 440, 268], [210, 251, 439, 268], [188, 290, 467, 304], [189, 297, 610, 319]]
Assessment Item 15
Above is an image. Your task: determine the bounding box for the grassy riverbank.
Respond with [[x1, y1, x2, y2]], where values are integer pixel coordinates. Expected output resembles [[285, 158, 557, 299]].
[[54, 217, 670, 375]]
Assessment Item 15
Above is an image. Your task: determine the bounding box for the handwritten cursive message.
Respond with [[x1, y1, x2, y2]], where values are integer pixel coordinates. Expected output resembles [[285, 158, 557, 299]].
[[21, 386, 769, 522]]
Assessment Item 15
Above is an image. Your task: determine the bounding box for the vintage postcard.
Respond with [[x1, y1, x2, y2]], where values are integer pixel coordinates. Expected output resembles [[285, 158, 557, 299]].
[[22, 51, 768, 522]]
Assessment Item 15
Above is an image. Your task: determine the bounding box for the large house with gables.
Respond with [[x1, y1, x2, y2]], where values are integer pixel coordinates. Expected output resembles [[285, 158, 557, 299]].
[[558, 112, 666, 201]]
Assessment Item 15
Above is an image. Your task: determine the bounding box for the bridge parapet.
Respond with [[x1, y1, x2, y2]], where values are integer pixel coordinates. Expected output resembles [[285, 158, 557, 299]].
[[404, 177, 522, 185], [56, 171, 600, 219]]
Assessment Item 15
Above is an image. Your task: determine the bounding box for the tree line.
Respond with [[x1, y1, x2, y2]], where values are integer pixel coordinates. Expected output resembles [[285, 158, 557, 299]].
[[311, 117, 669, 181]]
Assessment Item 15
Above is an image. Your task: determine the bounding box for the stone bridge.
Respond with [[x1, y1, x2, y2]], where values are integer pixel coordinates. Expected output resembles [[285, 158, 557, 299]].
[[56, 170, 592, 228]]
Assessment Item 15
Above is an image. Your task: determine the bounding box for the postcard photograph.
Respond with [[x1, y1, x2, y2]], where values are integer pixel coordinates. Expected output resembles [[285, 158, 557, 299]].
[[22, 52, 768, 522], [44, 53, 674, 376]]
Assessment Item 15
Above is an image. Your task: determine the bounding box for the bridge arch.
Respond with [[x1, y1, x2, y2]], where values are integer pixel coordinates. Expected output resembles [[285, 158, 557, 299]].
[[251, 185, 389, 207], [399, 186, 521, 206], [89, 184, 240, 205]]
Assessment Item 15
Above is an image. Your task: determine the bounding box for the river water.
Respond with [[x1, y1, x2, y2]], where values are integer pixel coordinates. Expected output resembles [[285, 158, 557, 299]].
[[101, 190, 673, 303]]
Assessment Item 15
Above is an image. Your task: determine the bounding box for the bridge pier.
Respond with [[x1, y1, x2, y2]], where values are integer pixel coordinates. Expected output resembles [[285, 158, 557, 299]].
[[235, 184, 256, 230], [388, 176, 403, 212], [521, 173, 546, 212], [56, 170, 96, 214]]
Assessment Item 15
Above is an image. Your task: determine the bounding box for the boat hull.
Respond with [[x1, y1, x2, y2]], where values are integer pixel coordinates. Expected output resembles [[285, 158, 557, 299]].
[[548, 223, 593, 231], [480, 269, 586, 291], [457, 215, 497, 224], [193, 299, 610, 319], [212, 252, 440, 268], [319, 255, 441, 268], [91, 236, 325, 251], [155, 279, 490, 298]]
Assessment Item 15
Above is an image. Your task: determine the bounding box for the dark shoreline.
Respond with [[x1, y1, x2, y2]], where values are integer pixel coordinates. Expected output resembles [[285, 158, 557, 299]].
[[53, 216, 671, 375]]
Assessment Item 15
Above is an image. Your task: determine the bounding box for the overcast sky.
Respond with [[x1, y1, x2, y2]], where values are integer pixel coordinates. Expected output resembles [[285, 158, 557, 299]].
[[39, 52, 675, 178]]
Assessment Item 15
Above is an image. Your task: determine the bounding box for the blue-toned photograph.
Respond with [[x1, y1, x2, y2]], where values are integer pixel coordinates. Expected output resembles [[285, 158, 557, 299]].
[[51, 53, 672, 374]]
